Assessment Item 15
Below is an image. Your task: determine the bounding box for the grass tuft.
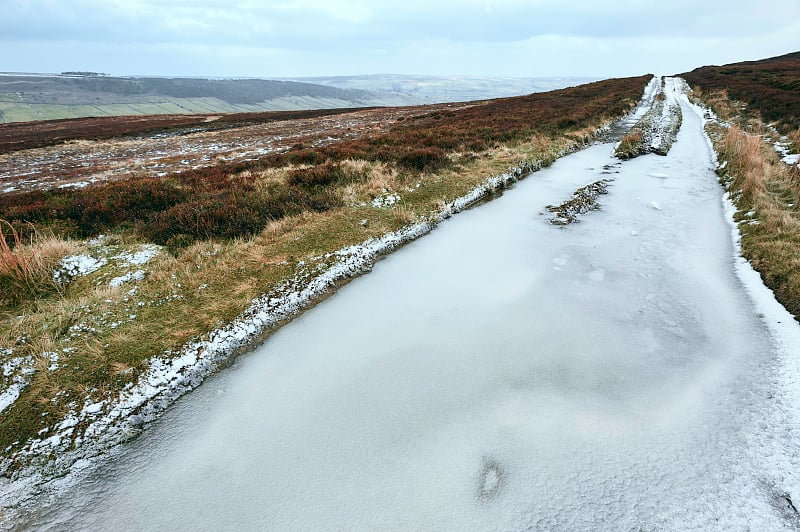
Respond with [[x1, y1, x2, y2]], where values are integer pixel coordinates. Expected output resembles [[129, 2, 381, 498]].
[[712, 122, 800, 319], [0, 221, 75, 307], [614, 130, 644, 159]]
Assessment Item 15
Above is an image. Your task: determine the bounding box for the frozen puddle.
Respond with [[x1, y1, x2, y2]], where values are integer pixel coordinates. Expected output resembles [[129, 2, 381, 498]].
[[13, 90, 800, 530]]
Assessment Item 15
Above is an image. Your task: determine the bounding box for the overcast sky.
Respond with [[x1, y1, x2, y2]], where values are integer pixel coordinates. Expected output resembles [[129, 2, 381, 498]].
[[2, 0, 799, 78]]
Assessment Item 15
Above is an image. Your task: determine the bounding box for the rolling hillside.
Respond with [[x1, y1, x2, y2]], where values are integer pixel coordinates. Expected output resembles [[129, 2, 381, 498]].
[[0, 73, 421, 123], [681, 51, 800, 131]]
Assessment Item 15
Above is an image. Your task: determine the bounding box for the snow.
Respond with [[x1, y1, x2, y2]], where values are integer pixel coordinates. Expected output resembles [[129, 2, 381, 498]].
[[12, 80, 800, 530], [113, 245, 160, 266], [54, 254, 107, 283], [371, 192, 401, 208], [83, 403, 104, 415], [783, 153, 800, 165], [58, 181, 90, 189], [0, 355, 34, 415], [109, 269, 145, 288], [770, 136, 799, 166], [0, 383, 26, 414]]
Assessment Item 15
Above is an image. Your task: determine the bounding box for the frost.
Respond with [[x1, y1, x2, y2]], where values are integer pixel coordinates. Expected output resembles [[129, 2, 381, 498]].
[[113, 245, 160, 266], [58, 181, 90, 189], [109, 269, 145, 288], [0, 355, 35, 414], [54, 255, 107, 283], [371, 192, 401, 208], [0, 383, 26, 414]]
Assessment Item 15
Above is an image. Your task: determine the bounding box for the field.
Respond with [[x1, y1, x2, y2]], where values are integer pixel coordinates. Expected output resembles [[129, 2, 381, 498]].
[[0, 96, 414, 124], [0, 75, 650, 473]]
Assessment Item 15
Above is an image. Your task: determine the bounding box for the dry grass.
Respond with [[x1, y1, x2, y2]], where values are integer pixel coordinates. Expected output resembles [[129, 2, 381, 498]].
[[546, 179, 611, 225], [720, 126, 765, 202], [615, 130, 644, 159], [0, 221, 76, 307], [787, 127, 800, 154], [713, 124, 800, 318]]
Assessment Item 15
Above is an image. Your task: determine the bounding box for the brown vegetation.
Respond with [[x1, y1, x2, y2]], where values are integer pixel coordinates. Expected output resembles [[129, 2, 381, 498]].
[[0, 75, 651, 248], [0, 222, 75, 306], [686, 52, 800, 319], [0, 107, 369, 155], [682, 51, 800, 132], [615, 130, 644, 159], [714, 124, 800, 318]]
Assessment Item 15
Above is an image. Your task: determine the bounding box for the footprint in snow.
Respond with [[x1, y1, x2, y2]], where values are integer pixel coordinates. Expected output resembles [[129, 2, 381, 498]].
[[477, 458, 503, 501]]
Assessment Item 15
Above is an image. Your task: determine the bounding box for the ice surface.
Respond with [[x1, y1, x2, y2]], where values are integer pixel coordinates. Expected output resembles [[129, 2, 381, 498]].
[[11, 82, 800, 531]]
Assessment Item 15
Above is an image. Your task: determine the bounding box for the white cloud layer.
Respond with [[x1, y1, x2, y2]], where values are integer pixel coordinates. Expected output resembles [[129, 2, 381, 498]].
[[1, 0, 798, 76]]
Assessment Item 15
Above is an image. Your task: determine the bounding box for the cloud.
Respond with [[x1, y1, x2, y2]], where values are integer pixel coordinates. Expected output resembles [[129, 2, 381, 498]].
[[1, 0, 798, 76], [5, 0, 800, 44]]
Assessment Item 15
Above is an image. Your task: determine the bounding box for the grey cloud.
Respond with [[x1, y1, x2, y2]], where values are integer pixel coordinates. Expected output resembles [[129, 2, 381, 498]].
[[3, 0, 798, 47], [1, 0, 798, 77]]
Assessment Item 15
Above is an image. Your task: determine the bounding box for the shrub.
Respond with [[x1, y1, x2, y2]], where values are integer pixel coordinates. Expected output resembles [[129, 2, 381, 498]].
[[141, 184, 341, 245], [397, 147, 449, 171], [75, 178, 187, 233], [288, 162, 348, 188], [143, 198, 265, 244]]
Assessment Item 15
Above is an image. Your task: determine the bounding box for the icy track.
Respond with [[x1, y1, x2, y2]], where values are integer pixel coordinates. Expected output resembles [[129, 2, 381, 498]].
[[13, 81, 800, 530]]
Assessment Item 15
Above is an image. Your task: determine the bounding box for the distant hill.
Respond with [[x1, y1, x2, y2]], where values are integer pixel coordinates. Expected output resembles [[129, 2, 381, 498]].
[[0, 73, 421, 123], [0, 72, 602, 124], [282, 75, 599, 104], [681, 51, 800, 130]]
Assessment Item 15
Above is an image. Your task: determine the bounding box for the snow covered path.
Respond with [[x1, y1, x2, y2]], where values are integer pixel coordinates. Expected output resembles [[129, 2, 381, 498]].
[[15, 82, 800, 530]]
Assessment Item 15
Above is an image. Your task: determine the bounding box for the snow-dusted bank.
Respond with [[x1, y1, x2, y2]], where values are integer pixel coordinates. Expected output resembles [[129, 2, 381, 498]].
[[0, 79, 660, 509]]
